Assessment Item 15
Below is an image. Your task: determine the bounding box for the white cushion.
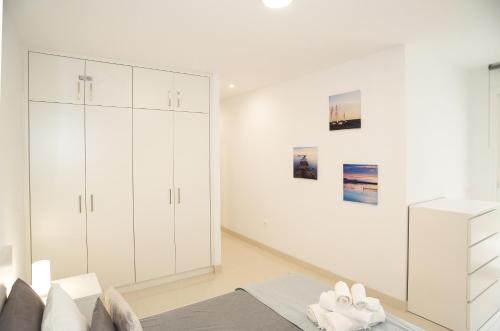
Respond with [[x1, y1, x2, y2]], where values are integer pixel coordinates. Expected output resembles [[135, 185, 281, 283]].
[[102, 287, 142, 331], [0, 284, 6, 313], [42, 283, 89, 331]]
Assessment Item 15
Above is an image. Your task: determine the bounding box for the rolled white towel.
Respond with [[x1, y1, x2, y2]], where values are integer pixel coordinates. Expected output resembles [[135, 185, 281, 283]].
[[336, 306, 372, 329], [369, 306, 386, 327], [366, 297, 381, 312], [334, 282, 352, 307], [324, 311, 361, 331], [307, 303, 329, 330], [320, 291, 337, 312], [351, 284, 367, 310]]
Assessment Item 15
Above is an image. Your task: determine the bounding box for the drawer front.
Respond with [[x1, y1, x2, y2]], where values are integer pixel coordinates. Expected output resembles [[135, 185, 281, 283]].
[[469, 234, 500, 273], [470, 209, 500, 245], [469, 280, 500, 330], [469, 257, 500, 300]]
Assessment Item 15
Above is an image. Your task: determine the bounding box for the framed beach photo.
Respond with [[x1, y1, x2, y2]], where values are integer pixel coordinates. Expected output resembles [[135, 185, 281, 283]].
[[329, 90, 361, 131], [293, 147, 318, 180], [343, 164, 378, 205]]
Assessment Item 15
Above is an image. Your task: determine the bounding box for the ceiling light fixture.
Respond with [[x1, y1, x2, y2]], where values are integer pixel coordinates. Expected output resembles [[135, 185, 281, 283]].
[[262, 0, 293, 9], [229, 84, 235, 89]]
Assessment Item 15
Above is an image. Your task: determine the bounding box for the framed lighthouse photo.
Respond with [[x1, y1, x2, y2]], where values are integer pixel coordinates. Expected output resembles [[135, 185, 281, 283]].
[[293, 147, 318, 180], [329, 90, 361, 131]]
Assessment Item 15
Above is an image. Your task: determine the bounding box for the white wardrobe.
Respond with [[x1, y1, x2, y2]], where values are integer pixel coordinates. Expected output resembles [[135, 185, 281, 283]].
[[29, 52, 212, 289]]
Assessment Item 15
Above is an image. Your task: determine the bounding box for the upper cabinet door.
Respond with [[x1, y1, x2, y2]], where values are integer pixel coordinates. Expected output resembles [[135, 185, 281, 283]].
[[29, 53, 85, 104], [85, 61, 132, 108], [133, 67, 174, 110], [174, 73, 209, 113]]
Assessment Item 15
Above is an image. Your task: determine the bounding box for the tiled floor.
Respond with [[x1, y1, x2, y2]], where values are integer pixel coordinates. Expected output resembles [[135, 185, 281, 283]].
[[124, 231, 447, 330]]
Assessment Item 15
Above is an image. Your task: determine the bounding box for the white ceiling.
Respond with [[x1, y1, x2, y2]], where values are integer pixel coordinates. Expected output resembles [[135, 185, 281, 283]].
[[7, 0, 500, 99]]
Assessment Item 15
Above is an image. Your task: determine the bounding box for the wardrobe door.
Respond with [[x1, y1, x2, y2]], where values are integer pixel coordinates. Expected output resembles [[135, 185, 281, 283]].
[[85, 61, 132, 108], [85, 106, 134, 288], [29, 102, 87, 279], [174, 112, 211, 273], [29, 52, 85, 104], [173, 73, 209, 113], [133, 67, 174, 110], [134, 110, 175, 282]]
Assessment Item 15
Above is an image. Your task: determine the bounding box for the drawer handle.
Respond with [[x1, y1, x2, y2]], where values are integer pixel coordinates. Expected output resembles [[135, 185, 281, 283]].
[[468, 279, 499, 303], [469, 255, 499, 275], [470, 232, 498, 248]]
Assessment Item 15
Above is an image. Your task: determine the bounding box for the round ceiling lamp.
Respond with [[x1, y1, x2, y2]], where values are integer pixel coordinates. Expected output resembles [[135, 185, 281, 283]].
[[262, 0, 293, 9]]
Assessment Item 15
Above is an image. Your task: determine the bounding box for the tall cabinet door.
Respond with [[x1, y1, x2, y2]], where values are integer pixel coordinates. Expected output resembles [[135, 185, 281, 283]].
[[134, 110, 175, 282], [174, 74, 209, 113], [29, 102, 87, 279], [85, 106, 134, 288], [29, 52, 85, 104], [133, 67, 174, 111], [174, 112, 211, 273], [85, 61, 132, 108]]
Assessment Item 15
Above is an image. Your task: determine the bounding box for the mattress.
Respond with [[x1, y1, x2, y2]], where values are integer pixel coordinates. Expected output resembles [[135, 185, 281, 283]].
[[140, 274, 422, 331], [140, 289, 301, 331]]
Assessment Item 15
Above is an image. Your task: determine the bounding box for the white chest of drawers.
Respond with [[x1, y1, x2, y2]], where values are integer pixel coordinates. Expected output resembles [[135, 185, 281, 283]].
[[408, 198, 500, 331]]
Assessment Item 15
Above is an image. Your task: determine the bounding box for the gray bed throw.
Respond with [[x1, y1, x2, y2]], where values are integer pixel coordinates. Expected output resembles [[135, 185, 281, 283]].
[[240, 273, 423, 331], [140, 290, 301, 331]]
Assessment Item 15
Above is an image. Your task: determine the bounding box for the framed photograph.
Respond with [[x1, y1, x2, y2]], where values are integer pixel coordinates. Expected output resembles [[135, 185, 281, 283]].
[[343, 164, 378, 205], [329, 90, 361, 131], [293, 147, 318, 180]]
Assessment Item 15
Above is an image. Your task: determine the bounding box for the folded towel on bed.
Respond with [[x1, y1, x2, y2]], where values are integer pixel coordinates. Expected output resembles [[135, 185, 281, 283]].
[[336, 306, 372, 329], [351, 284, 367, 310], [334, 282, 352, 307], [324, 311, 361, 331], [306, 303, 328, 330], [366, 297, 381, 312], [369, 306, 386, 327], [319, 291, 337, 312]]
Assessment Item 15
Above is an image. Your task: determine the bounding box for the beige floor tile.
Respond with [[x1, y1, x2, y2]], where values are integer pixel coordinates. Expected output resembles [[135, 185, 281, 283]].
[[123, 231, 447, 330]]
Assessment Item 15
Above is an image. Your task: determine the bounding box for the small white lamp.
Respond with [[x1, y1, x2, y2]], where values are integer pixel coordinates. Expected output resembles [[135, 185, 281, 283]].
[[32, 260, 51, 298]]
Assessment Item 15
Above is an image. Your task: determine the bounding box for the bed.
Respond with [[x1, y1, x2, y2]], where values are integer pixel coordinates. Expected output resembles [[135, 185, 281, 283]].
[[140, 274, 423, 331]]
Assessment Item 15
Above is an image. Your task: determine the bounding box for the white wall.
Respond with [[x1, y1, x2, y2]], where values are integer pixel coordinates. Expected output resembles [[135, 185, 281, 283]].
[[405, 45, 469, 203], [466, 67, 495, 200], [222, 47, 408, 300], [0, 2, 27, 281]]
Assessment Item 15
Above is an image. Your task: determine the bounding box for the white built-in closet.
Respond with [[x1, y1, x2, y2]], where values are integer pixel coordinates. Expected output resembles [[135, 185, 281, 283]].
[[29, 52, 212, 288]]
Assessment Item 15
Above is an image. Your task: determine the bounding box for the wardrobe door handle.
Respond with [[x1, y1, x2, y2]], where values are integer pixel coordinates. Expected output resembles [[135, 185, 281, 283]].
[[177, 188, 180, 204], [177, 92, 181, 108], [78, 195, 82, 213], [89, 82, 93, 102], [90, 194, 94, 212], [168, 91, 172, 108], [169, 189, 172, 205], [77, 81, 81, 101]]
